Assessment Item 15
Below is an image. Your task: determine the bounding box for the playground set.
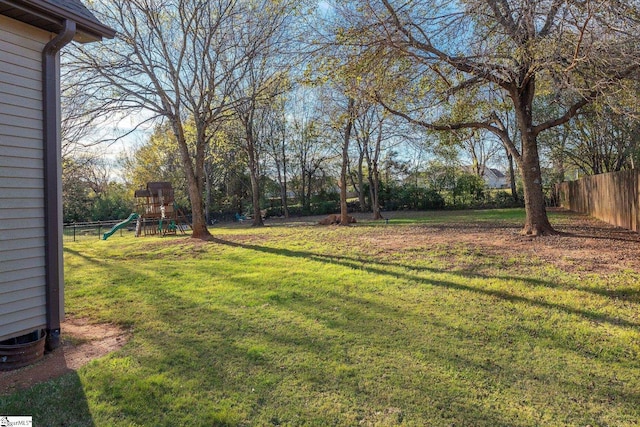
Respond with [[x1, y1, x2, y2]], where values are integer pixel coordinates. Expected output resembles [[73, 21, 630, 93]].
[[102, 182, 191, 240]]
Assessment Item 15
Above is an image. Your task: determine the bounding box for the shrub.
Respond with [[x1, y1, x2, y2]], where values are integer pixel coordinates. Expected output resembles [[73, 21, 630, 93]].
[[380, 183, 445, 211], [452, 173, 485, 206], [313, 200, 339, 215], [485, 190, 523, 208]]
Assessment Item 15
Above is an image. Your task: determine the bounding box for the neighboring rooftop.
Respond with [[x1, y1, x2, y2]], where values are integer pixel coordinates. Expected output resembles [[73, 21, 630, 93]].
[[489, 168, 505, 178]]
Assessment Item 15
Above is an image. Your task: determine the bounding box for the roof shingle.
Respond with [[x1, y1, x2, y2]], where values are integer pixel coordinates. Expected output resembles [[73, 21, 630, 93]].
[[44, 0, 101, 23]]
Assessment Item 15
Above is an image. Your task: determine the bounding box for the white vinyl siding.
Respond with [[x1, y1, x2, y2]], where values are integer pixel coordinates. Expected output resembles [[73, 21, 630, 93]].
[[0, 14, 51, 341]]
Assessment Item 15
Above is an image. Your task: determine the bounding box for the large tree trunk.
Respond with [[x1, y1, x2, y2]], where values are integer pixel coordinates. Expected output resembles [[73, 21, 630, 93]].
[[174, 123, 211, 240], [512, 80, 556, 236], [188, 182, 211, 239], [520, 133, 554, 235]]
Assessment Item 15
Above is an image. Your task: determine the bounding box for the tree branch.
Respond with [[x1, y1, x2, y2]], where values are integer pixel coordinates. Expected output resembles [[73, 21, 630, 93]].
[[375, 92, 509, 144], [380, 0, 513, 89]]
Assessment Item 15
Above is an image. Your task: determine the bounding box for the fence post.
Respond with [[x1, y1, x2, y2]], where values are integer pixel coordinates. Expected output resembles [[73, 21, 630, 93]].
[[73, 224, 76, 242]]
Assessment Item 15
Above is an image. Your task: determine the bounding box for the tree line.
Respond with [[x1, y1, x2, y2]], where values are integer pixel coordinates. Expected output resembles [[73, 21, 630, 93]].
[[61, 0, 640, 237]]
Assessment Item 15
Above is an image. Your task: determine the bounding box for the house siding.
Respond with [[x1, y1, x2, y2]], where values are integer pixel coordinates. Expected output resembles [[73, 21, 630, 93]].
[[0, 14, 51, 341]]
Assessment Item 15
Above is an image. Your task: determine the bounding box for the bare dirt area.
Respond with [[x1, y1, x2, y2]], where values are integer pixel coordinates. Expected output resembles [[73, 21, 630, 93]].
[[485, 218, 640, 275], [379, 209, 640, 275], [223, 208, 640, 276], [0, 318, 129, 395]]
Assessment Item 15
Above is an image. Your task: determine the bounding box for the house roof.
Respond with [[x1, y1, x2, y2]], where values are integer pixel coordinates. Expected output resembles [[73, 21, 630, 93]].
[[0, 0, 115, 42], [489, 168, 505, 178], [461, 165, 506, 179]]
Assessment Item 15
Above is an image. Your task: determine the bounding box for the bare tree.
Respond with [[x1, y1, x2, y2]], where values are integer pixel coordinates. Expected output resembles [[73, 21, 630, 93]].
[[231, 0, 296, 226], [60, 81, 101, 160], [352, 103, 392, 219], [562, 106, 640, 175], [263, 95, 290, 218], [67, 0, 260, 239], [289, 89, 333, 213], [342, 0, 640, 235], [465, 131, 502, 177]]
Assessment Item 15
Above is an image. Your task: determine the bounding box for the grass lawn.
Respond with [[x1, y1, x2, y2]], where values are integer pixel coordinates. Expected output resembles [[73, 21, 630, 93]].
[[2, 209, 639, 426]]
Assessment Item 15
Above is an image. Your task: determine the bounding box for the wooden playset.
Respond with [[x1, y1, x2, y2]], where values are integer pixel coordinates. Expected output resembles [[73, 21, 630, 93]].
[[134, 182, 190, 237]]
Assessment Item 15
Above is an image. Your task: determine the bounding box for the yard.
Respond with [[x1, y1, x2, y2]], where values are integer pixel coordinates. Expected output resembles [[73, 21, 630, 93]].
[[1, 208, 639, 426]]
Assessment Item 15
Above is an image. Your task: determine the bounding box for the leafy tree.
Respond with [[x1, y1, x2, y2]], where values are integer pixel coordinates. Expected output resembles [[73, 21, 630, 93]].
[[121, 123, 189, 208], [62, 152, 132, 222], [452, 173, 485, 206], [423, 160, 458, 193], [342, 0, 640, 235], [564, 105, 640, 175], [380, 150, 412, 186], [204, 126, 249, 220], [89, 182, 134, 221], [62, 157, 92, 223], [378, 182, 444, 210]]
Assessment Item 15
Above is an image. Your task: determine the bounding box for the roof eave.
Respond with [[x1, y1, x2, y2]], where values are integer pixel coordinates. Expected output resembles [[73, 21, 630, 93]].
[[0, 0, 115, 41]]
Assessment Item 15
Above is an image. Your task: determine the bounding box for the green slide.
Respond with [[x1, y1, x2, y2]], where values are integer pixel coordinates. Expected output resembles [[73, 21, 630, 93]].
[[102, 213, 139, 240]]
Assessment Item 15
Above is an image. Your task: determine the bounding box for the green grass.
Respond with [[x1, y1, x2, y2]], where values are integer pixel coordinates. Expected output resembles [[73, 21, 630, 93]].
[[2, 208, 639, 426], [385, 207, 528, 224]]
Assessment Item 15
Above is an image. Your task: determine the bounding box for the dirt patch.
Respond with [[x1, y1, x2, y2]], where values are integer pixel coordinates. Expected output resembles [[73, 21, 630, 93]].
[[125, 209, 640, 277], [0, 318, 129, 395], [175, 209, 640, 275], [351, 209, 640, 276]]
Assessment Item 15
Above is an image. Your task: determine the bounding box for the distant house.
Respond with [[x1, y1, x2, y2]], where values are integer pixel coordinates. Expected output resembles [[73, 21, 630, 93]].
[[484, 168, 508, 189], [462, 165, 508, 189], [0, 1, 114, 350]]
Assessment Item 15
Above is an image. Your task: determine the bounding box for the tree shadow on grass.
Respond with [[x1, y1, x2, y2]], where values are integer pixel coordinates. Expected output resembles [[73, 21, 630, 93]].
[[193, 249, 640, 425], [557, 229, 640, 244], [209, 237, 640, 330], [0, 369, 95, 426], [65, 247, 108, 264], [57, 239, 640, 426], [384, 255, 640, 305], [59, 251, 519, 425], [456, 269, 640, 304]]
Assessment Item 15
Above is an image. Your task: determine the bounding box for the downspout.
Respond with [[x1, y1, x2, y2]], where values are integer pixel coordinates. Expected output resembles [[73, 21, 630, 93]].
[[43, 19, 76, 351]]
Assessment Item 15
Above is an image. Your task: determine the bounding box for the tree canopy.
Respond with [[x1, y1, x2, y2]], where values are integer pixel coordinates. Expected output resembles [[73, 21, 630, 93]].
[[63, 0, 640, 235], [332, 0, 640, 234]]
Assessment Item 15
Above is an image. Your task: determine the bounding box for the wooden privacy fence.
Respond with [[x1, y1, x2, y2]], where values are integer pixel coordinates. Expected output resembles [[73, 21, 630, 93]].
[[556, 170, 640, 232]]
